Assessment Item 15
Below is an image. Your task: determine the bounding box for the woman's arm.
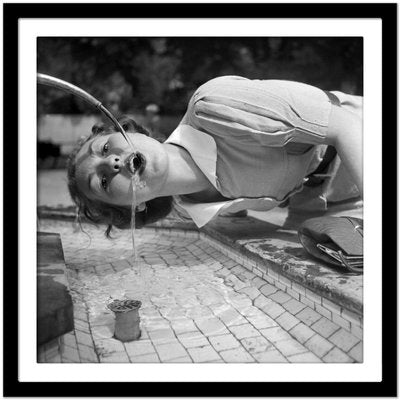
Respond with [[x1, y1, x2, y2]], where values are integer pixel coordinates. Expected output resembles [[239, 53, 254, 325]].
[[188, 77, 363, 196], [325, 105, 363, 196]]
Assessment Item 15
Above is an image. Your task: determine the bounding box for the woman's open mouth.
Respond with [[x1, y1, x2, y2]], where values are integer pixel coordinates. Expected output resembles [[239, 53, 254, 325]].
[[126, 152, 146, 176]]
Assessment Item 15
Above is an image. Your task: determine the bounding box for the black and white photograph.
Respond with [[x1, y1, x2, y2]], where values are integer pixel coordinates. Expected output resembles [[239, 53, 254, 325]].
[[3, 2, 396, 397], [36, 35, 364, 364]]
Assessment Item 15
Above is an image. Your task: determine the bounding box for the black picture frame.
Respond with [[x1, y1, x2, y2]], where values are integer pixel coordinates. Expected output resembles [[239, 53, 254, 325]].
[[3, 2, 397, 397]]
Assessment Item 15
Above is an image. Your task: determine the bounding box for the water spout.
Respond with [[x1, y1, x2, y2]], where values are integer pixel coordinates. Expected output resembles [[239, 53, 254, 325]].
[[37, 73, 134, 149]]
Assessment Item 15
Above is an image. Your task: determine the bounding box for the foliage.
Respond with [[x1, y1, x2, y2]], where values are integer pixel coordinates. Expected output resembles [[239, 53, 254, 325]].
[[37, 37, 363, 116]]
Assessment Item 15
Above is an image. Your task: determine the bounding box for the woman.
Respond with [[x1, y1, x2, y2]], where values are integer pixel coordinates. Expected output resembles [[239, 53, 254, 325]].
[[67, 76, 362, 236]]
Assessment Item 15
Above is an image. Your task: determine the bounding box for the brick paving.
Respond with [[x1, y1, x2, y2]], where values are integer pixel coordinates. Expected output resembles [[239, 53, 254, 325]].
[[37, 220, 362, 363]]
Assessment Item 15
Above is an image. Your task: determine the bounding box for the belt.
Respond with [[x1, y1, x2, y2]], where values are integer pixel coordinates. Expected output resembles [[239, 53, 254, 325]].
[[304, 90, 340, 187]]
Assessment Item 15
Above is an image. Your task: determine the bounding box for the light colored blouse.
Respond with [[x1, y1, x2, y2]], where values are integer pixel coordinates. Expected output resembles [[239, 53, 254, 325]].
[[165, 76, 361, 227]]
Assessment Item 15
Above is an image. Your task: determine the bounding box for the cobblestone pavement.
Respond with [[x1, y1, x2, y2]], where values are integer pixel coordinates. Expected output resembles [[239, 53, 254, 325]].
[[38, 219, 362, 364]]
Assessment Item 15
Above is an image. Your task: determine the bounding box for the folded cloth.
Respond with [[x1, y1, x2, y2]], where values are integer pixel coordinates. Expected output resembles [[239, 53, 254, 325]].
[[298, 216, 363, 273]]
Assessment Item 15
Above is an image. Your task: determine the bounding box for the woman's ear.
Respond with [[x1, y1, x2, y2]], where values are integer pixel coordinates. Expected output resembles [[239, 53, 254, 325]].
[[119, 116, 150, 137], [91, 123, 105, 135], [120, 117, 137, 133]]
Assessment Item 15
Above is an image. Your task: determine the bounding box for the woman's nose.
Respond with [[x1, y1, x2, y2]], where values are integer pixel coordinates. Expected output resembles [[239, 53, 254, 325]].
[[105, 155, 123, 172]]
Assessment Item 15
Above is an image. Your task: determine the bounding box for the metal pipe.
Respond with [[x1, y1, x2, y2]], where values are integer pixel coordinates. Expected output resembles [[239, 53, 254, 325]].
[[37, 73, 135, 149]]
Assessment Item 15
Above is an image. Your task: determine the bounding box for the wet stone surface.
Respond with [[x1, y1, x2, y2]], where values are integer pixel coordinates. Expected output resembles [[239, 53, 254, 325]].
[[203, 215, 363, 314], [37, 219, 362, 364]]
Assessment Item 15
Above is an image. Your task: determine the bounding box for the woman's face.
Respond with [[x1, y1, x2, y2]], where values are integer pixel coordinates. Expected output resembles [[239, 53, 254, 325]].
[[74, 132, 169, 207]]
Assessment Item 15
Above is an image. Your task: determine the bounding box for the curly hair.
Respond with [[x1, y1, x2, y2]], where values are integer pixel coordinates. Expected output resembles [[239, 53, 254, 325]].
[[67, 117, 173, 237]]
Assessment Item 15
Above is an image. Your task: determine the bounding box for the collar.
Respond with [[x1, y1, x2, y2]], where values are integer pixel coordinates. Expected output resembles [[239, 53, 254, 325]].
[[165, 124, 218, 188], [165, 124, 224, 227]]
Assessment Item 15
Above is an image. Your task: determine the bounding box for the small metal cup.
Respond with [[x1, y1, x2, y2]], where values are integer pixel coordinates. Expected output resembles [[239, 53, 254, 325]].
[[107, 299, 142, 342]]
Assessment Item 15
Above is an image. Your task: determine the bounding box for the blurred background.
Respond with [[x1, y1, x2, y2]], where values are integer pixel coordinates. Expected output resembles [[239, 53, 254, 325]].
[[37, 37, 363, 169]]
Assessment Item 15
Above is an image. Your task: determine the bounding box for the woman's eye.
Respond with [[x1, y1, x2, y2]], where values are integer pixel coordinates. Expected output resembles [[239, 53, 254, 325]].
[[101, 175, 108, 190], [102, 143, 109, 154]]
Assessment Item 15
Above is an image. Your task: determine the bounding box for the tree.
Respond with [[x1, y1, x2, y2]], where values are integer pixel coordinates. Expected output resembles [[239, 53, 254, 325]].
[[37, 37, 363, 116]]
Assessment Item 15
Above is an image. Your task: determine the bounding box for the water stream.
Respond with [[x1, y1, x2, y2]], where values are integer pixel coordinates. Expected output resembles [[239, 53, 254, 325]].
[[119, 131, 144, 277], [130, 177, 138, 263], [130, 174, 146, 276]]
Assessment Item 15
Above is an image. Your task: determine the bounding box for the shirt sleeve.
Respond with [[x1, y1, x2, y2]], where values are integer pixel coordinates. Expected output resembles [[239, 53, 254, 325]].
[[186, 76, 333, 147]]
